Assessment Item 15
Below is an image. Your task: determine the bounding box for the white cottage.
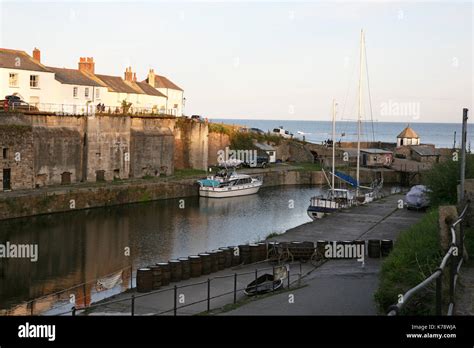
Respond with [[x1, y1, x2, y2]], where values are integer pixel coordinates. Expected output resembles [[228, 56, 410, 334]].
[[0, 48, 57, 106], [144, 69, 184, 116], [47, 66, 108, 114]]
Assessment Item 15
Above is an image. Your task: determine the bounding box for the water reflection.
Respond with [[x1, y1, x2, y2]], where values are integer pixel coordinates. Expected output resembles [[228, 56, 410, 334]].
[[0, 185, 320, 313]]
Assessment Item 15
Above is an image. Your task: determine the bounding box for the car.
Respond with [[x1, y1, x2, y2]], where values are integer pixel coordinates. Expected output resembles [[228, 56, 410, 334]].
[[405, 185, 431, 210], [242, 155, 269, 168], [191, 115, 204, 122], [249, 127, 265, 135], [272, 126, 293, 139], [1, 95, 38, 112]]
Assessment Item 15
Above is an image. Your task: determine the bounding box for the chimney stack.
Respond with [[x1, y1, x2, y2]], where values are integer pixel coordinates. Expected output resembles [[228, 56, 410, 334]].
[[78, 57, 95, 74], [32, 48, 41, 63], [133, 72, 137, 82], [124, 66, 134, 82], [148, 69, 155, 86]]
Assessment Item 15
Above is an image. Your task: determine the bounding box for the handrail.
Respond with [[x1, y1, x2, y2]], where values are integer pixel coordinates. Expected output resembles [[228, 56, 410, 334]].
[[387, 201, 470, 316], [67, 261, 303, 316]]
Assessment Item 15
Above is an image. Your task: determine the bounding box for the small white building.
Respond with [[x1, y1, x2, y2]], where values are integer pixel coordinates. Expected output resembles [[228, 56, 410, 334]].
[[0, 48, 57, 106], [255, 142, 276, 163], [144, 69, 184, 116], [397, 125, 420, 147]]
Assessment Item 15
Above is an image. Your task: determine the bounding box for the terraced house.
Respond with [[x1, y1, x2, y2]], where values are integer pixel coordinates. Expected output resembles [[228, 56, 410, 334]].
[[0, 47, 184, 115]]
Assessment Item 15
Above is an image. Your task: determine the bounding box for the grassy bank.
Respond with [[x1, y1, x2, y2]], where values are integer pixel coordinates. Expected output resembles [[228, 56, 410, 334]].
[[374, 209, 441, 314]]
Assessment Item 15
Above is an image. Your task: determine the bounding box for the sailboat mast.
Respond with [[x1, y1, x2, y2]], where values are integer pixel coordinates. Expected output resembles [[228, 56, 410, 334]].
[[356, 29, 364, 195], [332, 99, 336, 191]]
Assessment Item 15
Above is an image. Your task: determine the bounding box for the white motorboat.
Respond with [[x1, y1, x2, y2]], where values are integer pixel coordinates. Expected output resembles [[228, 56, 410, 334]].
[[197, 168, 263, 198]]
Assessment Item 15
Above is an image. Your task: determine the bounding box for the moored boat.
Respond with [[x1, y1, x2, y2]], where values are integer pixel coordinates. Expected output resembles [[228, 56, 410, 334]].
[[197, 167, 263, 198]]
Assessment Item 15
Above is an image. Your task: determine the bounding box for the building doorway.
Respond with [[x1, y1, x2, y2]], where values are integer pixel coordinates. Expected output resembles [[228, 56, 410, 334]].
[[3, 168, 11, 191]]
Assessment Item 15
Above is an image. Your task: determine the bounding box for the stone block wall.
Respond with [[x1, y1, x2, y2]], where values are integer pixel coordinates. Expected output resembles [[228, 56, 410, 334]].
[[174, 119, 208, 170], [0, 115, 35, 191], [85, 115, 131, 182], [130, 117, 175, 177]]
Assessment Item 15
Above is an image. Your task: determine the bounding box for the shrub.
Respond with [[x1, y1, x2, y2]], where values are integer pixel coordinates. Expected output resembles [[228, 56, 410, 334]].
[[422, 154, 474, 206]]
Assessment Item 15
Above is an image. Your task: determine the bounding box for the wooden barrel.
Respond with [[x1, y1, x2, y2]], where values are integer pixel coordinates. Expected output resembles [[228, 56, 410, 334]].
[[229, 246, 240, 266], [249, 244, 259, 263], [179, 257, 190, 280], [219, 247, 232, 268], [257, 243, 267, 261], [216, 250, 225, 270], [239, 245, 250, 264], [368, 240, 381, 258], [189, 255, 202, 277], [381, 239, 393, 257], [208, 251, 219, 272], [317, 240, 329, 259], [199, 253, 211, 275], [149, 265, 162, 290], [157, 262, 171, 286], [136, 268, 153, 293], [169, 259, 182, 282]]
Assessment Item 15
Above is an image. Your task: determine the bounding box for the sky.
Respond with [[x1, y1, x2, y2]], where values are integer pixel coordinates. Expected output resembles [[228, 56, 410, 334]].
[[0, 0, 472, 123]]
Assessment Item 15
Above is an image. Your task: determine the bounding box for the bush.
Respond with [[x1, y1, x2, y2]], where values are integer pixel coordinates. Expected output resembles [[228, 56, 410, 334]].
[[374, 210, 442, 314], [230, 132, 257, 150], [422, 154, 474, 206]]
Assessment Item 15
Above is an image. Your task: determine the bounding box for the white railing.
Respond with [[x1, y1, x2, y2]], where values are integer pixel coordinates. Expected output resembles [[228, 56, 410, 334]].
[[4, 102, 179, 117]]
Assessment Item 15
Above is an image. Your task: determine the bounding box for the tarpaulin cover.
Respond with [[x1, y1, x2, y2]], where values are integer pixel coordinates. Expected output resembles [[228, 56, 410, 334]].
[[405, 185, 430, 208]]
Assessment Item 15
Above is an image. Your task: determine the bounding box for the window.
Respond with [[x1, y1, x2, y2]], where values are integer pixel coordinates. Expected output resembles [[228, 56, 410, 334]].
[[2, 148, 8, 159], [30, 75, 39, 88], [95, 88, 100, 99], [85, 87, 90, 98], [73, 87, 78, 98], [9, 73, 18, 87]]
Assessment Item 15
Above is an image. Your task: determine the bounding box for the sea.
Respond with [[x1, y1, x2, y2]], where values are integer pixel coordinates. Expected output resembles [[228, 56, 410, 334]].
[[210, 119, 474, 149]]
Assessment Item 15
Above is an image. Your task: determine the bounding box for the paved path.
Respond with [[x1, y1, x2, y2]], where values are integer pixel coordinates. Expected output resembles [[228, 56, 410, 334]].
[[225, 194, 425, 315]]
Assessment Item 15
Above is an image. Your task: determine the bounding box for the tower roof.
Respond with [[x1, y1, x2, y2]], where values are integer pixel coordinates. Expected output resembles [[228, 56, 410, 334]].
[[397, 125, 419, 139]]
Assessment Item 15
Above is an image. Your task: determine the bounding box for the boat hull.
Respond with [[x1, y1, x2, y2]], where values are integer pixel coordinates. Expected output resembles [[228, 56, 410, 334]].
[[306, 206, 338, 220], [199, 182, 262, 198]]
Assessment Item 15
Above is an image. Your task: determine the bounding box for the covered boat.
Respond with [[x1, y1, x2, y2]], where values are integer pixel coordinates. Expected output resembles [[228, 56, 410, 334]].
[[243, 274, 283, 296]]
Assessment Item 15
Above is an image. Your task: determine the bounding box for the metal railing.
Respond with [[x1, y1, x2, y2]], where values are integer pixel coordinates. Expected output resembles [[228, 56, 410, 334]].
[[387, 201, 470, 315], [64, 262, 303, 316], [2, 102, 179, 117]]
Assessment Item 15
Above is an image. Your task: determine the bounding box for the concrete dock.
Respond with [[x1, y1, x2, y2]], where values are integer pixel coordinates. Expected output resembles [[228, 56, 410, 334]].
[[225, 194, 425, 315]]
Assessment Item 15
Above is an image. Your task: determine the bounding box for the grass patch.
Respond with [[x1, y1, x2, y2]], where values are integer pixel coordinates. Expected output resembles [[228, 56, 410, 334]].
[[374, 209, 442, 315], [294, 162, 322, 172], [208, 123, 233, 136]]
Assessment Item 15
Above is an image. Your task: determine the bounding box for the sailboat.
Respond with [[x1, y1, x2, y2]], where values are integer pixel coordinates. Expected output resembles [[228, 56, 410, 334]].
[[306, 30, 383, 220], [307, 100, 353, 220]]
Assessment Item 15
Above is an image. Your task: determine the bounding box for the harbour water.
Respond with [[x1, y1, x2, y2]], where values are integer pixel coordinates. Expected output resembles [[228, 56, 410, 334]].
[[0, 185, 321, 313], [212, 119, 474, 149]]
